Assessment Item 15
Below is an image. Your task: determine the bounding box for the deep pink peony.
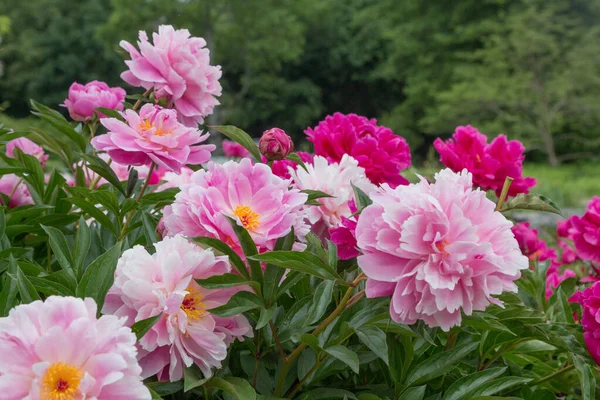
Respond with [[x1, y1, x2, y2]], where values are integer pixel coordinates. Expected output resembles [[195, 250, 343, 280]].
[[571, 197, 600, 263], [62, 81, 126, 122], [163, 159, 309, 253], [91, 103, 215, 171], [355, 168, 528, 331], [0, 296, 150, 400], [222, 140, 251, 158], [259, 128, 293, 161], [433, 125, 536, 197], [103, 235, 252, 381], [120, 25, 222, 127], [306, 112, 411, 187], [0, 174, 33, 207], [511, 222, 556, 262], [545, 264, 576, 300], [6, 137, 49, 167], [264, 151, 313, 180], [557, 216, 577, 240], [570, 282, 600, 365], [329, 200, 359, 260]]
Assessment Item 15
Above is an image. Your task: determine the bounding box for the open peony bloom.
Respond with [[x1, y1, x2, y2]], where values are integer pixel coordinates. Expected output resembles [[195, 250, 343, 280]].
[[91, 103, 215, 171], [355, 168, 528, 331], [163, 159, 309, 253], [103, 235, 252, 381], [570, 282, 600, 365], [511, 222, 556, 262], [433, 125, 536, 197], [120, 25, 222, 127], [0, 174, 33, 207], [222, 140, 251, 158], [306, 113, 411, 188], [6, 137, 49, 167], [0, 296, 150, 400], [571, 197, 600, 264], [290, 154, 376, 230], [62, 80, 126, 122]]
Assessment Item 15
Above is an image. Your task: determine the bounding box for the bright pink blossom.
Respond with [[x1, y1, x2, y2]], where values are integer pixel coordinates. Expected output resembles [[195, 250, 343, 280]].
[[329, 200, 359, 260], [222, 140, 250, 158], [91, 104, 215, 171], [62, 80, 126, 122], [355, 168, 528, 331], [0, 296, 150, 400], [511, 222, 556, 262], [545, 264, 576, 299], [0, 174, 33, 207], [6, 137, 48, 167], [571, 197, 600, 263], [103, 235, 252, 381], [570, 282, 600, 365], [433, 125, 536, 197], [306, 113, 411, 187], [120, 25, 222, 127], [264, 151, 313, 180], [163, 159, 308, 253], [557, 216, 577, 240], [259, 128, 293, 161]]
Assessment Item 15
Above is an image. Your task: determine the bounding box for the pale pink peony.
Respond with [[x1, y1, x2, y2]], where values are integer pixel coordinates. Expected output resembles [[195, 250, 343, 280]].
[[571, 197, 600, 264], [120, 25, 222, 127], [157, 166, 195, 191], [6, 137, 49, 167], [355, 168, 528, 331], [103, 235, 252, 381], [62, 81, 126, 122], [163, 159, 309, 253], [0, 174, 33, 207], [0, 296, 150, 400], [511, 222, 556, 262], [570, 282, 600, 365], [91, 104, 215, 171], [259, 128, 293, 161], [222, 140, 250, 158], [545, 264, 576, 300], [290, 154, 376, 229]]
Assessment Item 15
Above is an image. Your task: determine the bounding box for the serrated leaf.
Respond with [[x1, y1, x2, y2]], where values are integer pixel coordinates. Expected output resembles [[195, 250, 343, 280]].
[[325, 345, 360, 374], [131, 314, 161, 341], [210, 125, 261, 161], [501, 193, 562, 215]]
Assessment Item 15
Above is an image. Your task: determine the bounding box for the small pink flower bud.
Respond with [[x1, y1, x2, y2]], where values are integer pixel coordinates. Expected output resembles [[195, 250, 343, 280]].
[[259, 128, 293, 161]]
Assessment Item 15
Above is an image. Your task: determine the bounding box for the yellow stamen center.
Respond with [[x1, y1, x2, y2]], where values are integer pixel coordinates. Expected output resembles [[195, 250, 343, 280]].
[[180, 287, 207, 322], [233, 205, 260, 231], [41, 362, 83, 400], [139, 119, 171, 136]]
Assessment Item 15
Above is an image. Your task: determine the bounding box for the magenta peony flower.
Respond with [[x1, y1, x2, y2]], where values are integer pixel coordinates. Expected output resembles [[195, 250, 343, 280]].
[[163, 159, 309, 253], [0, 296, 150, 400], [433, 125, 536, 197], [511, 222, 556, 262], [0, 174, 33, 207], [329, 200, 359, 260], [557, 216, 577, 240], [545, 264, 576, 300], [91, 103, 215, 171], [6, 137, 49, 167], [570, 281, 600, 365], [120, 25, 222, 127], [264, 151, 314, 180], [355, 168, 528, 331], [306, 113, 411, 187], [571, 197, 600, 263], [103, 235, 252, 381], [259, 128, 294, 161], [222, 140, 251, 158], [62, 80, 126, 122]]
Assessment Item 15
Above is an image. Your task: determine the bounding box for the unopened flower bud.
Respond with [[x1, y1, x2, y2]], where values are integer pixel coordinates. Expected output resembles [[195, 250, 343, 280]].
[[259, 128, 293, 161]]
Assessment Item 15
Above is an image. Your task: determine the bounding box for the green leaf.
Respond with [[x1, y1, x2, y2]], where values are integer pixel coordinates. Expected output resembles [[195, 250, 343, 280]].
[[76, 242, 122, 312], [146, 381, 184, 397], [126, 167, 139, 198], [574, 355, 596, 400], [27, 276, 74, 296], [141, 212, 158, 244], [356, 326, 389, 365], [325, 345, 360, 374], [443, 367, 507, 400], [131, 314, 161, 341], [196, 273, 259, 291], [73, 216, 91, 277], [472, 377, 532, 397], [66, 198, 118, 238], [249, 251, 339, 281], [190, 236, 250, 280], [183, 364, 210, 392], [263, 229, 296, 302], [0, 258, 19, 316], [30, 99, 87, 151], [8, 255, 41, 303], [398, 386, 426, 400], [226, 217, 263, 288], [210, 291, 263, 317], [556, 287, 575, 324], [405, 341, 478, 386], [210, 125, 261, 161], [210, 377, 257, 400], [80, 154, 127, 195], [95, 107, 124, 120], [148, 387, 163, 400], [41, 225, 75, 278], [307, 280, 335, 324], [301, 189, 334, 206], [500, 193, 562, 215], [297, 388, 357, 400], [352, 183, 373, 213], [300, 333, 323, 353], [256, 305, 276, 330], [286, 153, 309, 171]]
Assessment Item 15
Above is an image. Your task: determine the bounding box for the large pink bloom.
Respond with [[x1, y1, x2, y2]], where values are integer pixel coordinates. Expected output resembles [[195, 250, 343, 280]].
[[0, 296, 150, 400], [306, 113, 411, 187], [163, 159, 309, 253], [570, 282, 600, 365], [433, 125, 536, 197], [0, 174, 33, 207], [62, 81, 126, 122], [511, 222, 556, 262], [355, 169, 528, 331], [571, 197, 600, 264], [91, 104, 215, 171], [103, 235, 252, 381], [120, 25, 222, 127], [222, 140, 250, 158], [6, 137, 49, 167]]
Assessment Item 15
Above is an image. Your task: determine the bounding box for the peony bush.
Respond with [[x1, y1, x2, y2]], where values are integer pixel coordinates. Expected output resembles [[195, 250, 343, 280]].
[[0, 24, 598, 400]]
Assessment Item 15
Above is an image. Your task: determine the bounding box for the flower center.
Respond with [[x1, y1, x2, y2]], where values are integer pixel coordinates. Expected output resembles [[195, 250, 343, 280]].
[[41, 362, 83, 400], [180, 287, 207, 322], [233, 205, 260, 231], [139, 119, 171, 136]]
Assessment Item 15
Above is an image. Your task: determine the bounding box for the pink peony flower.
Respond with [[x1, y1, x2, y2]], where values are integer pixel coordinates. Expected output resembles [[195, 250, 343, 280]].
[[511, 222, 556, 262], [62, 80, 126, 122], [163, 159, 309, 253], [263, 151, 314, 180], [557, 240, 579, 265], [222, 140, 251, 158], [6, 137, 49, 167], [290, 154, 376, 230], [433, 125, 536, 197], [91, 103, 215, 171], [306, 113, 411, 188], [0, 174, 33, 207], [355, 168, 528, 331], [570, 282, 600, 365], [329, 200, 359, 260], [120, 25, 222, 127], [0, 296, 150, 400], [259, 128, 293, 161], [157, 166, 195, 191], [557, 216, 577, 240], [545, 264, 576, 300], [103, 235, 252, 381], [571, 197, 600, 263]]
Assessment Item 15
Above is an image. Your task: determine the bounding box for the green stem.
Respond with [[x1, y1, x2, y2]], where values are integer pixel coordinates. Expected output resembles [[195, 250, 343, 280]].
[[480, 338, 529, 370], [286, 355, 328, 398], [119, 162, 156, 240], [528, 364, 574, 386], [133, 88, 154, 111], [495, 176, 514, 211]]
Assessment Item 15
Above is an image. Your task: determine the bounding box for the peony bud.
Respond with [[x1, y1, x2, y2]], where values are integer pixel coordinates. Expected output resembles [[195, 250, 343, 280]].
[[62, 80, 126, 122], [259, 128, 293, 161], [6, 137, 49, 167]]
